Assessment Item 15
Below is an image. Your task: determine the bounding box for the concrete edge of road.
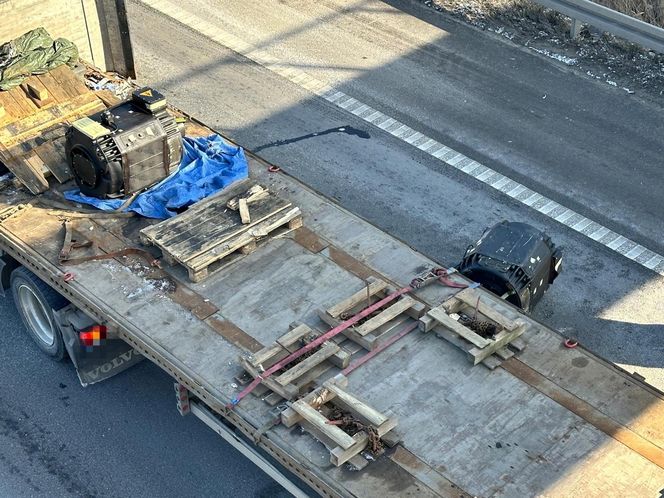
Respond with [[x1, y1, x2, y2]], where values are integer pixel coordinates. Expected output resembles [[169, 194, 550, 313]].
[[140, 0, 664, 278]]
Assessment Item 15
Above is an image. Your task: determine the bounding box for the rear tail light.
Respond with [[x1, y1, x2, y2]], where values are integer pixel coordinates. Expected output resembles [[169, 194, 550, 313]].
[[79, 325, 107, 349]]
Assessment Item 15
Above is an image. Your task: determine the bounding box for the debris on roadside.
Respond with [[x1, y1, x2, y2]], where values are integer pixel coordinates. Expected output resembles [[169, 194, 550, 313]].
[[419, 0, 664, 102]]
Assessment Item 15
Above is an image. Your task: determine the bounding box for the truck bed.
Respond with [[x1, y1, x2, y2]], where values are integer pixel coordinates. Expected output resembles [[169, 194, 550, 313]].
[[0, 82, 662, 497]]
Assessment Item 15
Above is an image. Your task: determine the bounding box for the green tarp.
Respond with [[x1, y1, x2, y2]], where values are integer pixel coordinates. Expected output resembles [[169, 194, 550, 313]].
[[0, 27, 79, 90]]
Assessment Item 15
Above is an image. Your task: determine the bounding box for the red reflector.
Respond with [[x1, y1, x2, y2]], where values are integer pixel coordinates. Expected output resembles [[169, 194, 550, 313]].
[[79, 325, 107, 347]]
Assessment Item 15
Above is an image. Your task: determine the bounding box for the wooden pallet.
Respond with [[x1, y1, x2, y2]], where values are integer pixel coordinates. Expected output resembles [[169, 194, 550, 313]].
[[281, 374, 398, 467], [317, 276, 425, 351], [0, 65, 106, 194], [140, 184, 302, 282], [419, 287, 527, 368], [238, 323, 351, 405]]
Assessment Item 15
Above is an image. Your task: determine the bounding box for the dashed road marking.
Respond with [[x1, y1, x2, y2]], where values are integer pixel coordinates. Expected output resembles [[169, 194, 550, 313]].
[[144, 0, 664, 276]]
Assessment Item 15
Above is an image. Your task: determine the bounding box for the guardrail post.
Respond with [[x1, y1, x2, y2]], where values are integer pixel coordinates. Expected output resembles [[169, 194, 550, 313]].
[[570, 18, 584, 38]]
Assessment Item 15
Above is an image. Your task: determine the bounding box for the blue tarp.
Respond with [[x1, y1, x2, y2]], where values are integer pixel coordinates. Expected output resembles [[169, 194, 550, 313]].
[[64, 134, 248, 219]]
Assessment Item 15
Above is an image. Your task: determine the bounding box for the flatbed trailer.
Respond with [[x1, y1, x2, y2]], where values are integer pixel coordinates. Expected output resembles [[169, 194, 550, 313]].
[[0, 18, 663, 498]]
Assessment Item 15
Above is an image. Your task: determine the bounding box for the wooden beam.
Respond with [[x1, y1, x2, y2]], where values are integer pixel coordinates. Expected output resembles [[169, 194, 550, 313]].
[[326, 276, 388, 319], [330, 432, 370, 466], [250, 324, 312, 368], [353, 296, 415, 336], [238, 198, 251, 224], [227, 184, 269, 210], [468, 324, 525, 365], [281, 385, 339, 427], [291, 400, 356, 450], [428, 306, 491, 348], [453, 288, 518, 330], [323, 381, 388, 427], [238, 357, 299, 400], [276, 324, 313, 349], [275, 341, 339, 386]]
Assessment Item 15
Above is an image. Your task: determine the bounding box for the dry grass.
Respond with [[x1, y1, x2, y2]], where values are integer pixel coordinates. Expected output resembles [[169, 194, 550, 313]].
[[595, 0, 664, 27], [430, 0, 663, 28]]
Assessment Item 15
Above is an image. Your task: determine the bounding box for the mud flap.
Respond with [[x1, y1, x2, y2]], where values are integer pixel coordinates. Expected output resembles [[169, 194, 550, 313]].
[[54, 305, 143, 386]]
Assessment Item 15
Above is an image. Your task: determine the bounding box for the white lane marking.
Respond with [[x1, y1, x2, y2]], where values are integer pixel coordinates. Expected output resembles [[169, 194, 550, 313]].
[[145, 0, 664, 277]]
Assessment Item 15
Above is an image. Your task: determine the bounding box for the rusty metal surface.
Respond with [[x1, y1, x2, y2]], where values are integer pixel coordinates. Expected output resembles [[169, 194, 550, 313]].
[[171, 285, 219, 320], [502, 358, 664, 470], [327, 245, 381, 282], [204, 315, 263, 353], [389, 446, 472, 498], [291, 226, 329, 253]]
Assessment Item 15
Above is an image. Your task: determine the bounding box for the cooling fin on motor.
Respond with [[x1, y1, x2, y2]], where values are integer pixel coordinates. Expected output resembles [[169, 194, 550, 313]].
[[66, 87, 184, 199]]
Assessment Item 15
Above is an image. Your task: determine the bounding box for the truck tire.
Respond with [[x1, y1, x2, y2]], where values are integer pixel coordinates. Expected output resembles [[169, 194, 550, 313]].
[[10, 267, 69, 360]]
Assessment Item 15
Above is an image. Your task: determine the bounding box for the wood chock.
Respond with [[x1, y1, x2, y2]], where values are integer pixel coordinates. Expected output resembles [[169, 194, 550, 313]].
[[317, 276, 425, 351], [239, 323, 350, 405], [420, 287, 527, 369], [281, 374, 399, 467], [140, 184, 302, 282]]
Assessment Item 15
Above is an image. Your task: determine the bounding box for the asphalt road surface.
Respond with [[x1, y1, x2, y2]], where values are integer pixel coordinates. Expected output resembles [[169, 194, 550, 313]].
[[1, 0, 662, 496]]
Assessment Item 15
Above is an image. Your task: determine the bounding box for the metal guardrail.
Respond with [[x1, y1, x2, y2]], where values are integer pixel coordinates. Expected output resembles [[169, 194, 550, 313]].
[[534, 0, 664, 53]]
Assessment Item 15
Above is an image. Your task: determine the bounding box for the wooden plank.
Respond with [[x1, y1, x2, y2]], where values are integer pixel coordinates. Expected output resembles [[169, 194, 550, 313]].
[[49, 65, 89, 98], [0, 92, 18, 121], [238, 198, 251, 224], [298, 326, 351, 368], [0, 146, 49, 194], [353, 296, 415, 336], [22, 79, 48, 100], [178, 197, 291, 260], [428, 306, 491, 348], [329, 432, 370, 466], [468, 324, 526, 365], [291, 361, 333, 391], [187, 207, 301, 272], [227, 184, 269, 210], [281, 385, 338, 427], [249, 343, 285, 368], [139, 181, 261, 242], [323, 381, 388, 427], [276, 324, 314, 349], [0, 95, 104, 146], [95, 89, 122, 107], [326, 276, 387, 319], [291, 400, 356, 450], [4, 87, 37, 117], [35, 71, 71, 103], [317, 308, 377, 351], [239, 357, 299, 400], [143, 194, 290, 259], [186, 208, 300, 281], [275, 341, 339, 386], [453, 288, 518, 330], [249, 323, 313, 368], [34, 139, 71, 183]]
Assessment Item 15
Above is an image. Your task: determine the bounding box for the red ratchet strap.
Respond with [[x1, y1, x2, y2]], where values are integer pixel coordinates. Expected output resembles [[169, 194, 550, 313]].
[[434, 268, 468, 289], [341, 321, 419, 376], [229, 285, 412, 407]]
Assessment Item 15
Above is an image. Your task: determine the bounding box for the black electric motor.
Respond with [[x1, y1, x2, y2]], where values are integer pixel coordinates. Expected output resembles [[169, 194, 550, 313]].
[[459, 221, 562, 312], [65, 87, 184, 198]]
